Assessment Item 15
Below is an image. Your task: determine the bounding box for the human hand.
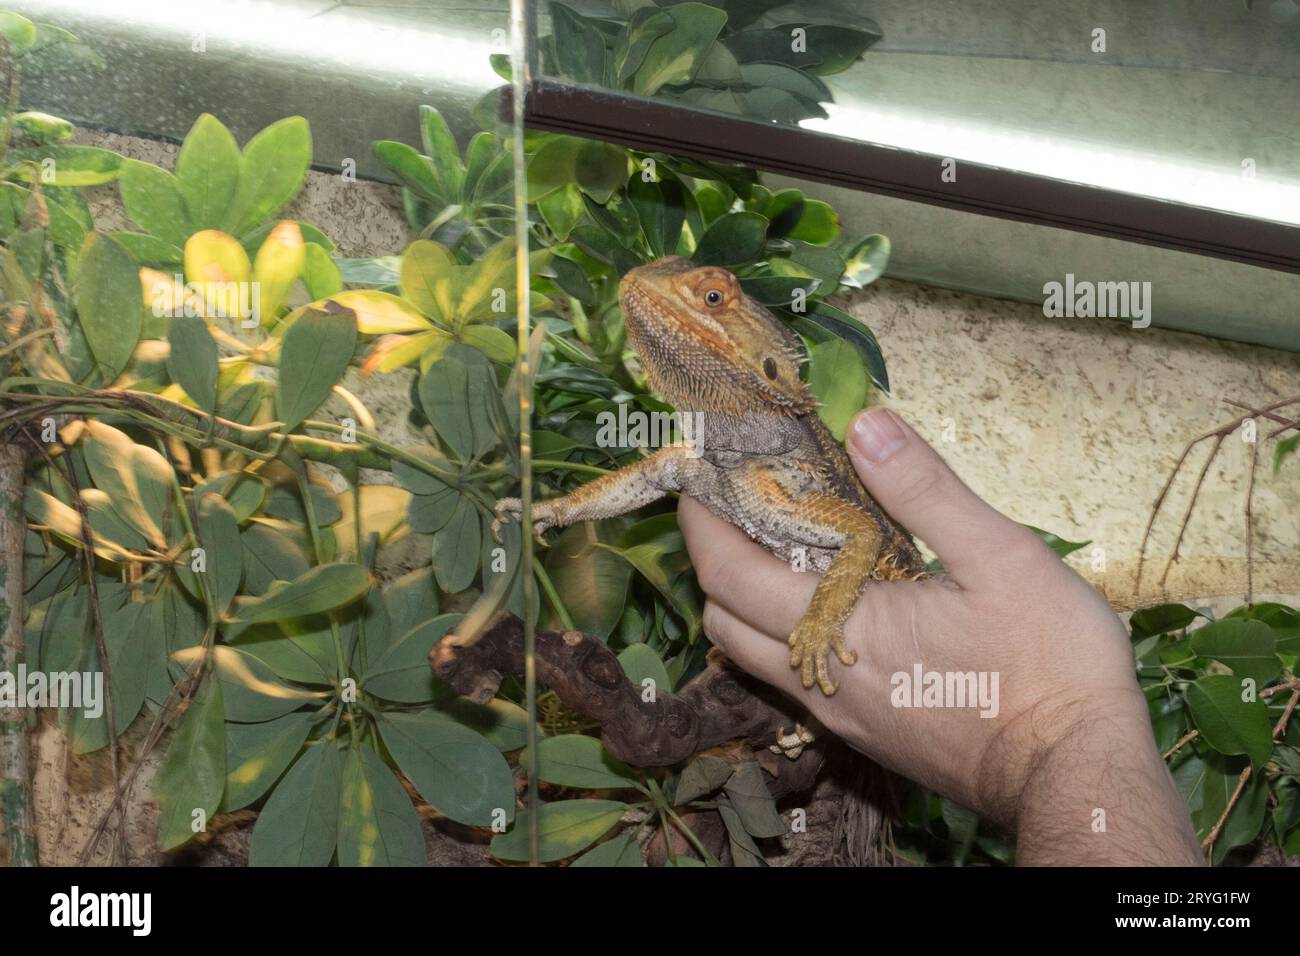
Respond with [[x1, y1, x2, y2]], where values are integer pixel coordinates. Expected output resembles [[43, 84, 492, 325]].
[[679, 407, 1202, 865]]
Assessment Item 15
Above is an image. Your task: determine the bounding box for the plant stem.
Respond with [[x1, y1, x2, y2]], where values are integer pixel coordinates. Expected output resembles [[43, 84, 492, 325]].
[[531, 556, 575, 631], [0, 441, 37, 865]]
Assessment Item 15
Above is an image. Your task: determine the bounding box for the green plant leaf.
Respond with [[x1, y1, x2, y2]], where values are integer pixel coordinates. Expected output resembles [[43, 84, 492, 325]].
[[68, 598, 152, 754], [1275, 434, 1299, 474], [240, 522, 310, 595], [765, 190, 838, 245], [1131, 603, 1201, 639], [276, 304, 357, 431], [196, 492, 243, 615], [538, 182, 585, 241], [419, 105, 465, 200], [301, 243, 342, 300], [618, 642, 672, 695], [1185, 675, 1274, 766], [614, 7, 675, 82], [325, 289, 431, 334], [81, 420, 171, 550], [432, 698, 535, 752], [1227, 603, 1300, 657], [522, 734, 638, 790], [44, 186, 92, 249], [373, 140, 444, 203], [1024, 526, 1091, 560], [363, 613, 462, 703], [691, 211, 767, 266], [24, 488, 130, 560], [383, 565, 441, 640], [789, 300, 888, 392], [155, 676, 226, 850], [192, 471, 266, 524], [541, 522, 632, 639], [779, 22, 879, 75], [75, 232, 143, 378], [175, 113, 241, 231], [399, 239, 455, 321], [842, 234, 890, 288], [119, 159, 193, 248], [1195, 753, 1268, 864], [674, 754, 733, 804], [338, 746, 427, 867], [248, 740, 343, 866], [490, 799, 627, 863], [571, 832, 642, 867], [807, 337, 868, 440], [722, 761, 786, 838], [527, 136, 586, 202], [109, 231, 183, 266], [10, 144, 121, 186], [223, 711, 315, 811], [632, 1, 727, 95], [233, 563, 372, 624], [574, 140, 629, 205], [418, 346, 498, 462], [717, 796, 763, 866], [377, 710, 514, 827], [167, 315, 219, 412], [405, 486, 459, 535], [550, 2, 607, 84], [628, 173, 686, 258], [1189, 618, 1280, 688], [0, 11, 35, 48], [223, 116, 312, 236], [430, 496, 481, 594], [176, 645, 324, 722]]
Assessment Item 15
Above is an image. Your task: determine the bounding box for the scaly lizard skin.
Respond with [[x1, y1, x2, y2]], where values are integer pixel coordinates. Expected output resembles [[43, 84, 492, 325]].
[[497, 256, 927, 696]]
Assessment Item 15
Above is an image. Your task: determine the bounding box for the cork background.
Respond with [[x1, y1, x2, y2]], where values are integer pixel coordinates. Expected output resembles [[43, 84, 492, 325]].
[[27, 130, 1300, 864]]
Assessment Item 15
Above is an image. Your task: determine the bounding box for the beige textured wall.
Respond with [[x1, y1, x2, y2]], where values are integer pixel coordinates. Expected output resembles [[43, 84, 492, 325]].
[[32, 130, 1299, 863], [851, 280, 1300, 610]]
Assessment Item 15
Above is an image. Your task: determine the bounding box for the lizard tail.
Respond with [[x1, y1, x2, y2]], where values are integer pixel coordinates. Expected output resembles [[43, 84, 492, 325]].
[[830, 747, 901, 866]]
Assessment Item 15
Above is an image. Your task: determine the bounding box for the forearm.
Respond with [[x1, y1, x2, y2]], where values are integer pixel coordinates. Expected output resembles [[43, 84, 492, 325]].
[[1009, 703, 1202, 866]]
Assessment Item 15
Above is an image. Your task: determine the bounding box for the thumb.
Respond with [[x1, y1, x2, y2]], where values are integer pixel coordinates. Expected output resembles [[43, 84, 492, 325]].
[[845, 407, 1032, 587]]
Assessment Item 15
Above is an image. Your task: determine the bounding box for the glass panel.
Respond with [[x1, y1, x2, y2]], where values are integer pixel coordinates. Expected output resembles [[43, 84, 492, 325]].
[[536, 0, 1300, 224], [13, 0, 510, 178], [1, 0, 540, 863], [530, 0, 1300, 351]]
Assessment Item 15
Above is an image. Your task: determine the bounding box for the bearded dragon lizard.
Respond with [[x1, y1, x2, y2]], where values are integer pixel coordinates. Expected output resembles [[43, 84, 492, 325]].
[[496, 256, 926, 696]]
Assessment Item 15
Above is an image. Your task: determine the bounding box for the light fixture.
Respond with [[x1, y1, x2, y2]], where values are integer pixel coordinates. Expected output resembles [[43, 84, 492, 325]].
[[17, 0, 502, 89], [804, 100, 1300, 227]]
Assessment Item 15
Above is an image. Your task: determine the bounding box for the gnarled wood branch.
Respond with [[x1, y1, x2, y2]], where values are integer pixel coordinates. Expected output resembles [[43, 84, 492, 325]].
[[430, 610, 819, 783]]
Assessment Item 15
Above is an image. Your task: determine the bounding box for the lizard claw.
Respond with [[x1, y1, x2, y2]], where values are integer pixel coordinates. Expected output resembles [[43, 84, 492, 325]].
[[492, 496, 555, 546], [769, 722, 816, 760], [788, 619, 857, 696]]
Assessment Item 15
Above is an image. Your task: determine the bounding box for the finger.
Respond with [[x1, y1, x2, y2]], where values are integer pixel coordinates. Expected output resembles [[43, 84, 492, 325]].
[[702, 601, 805, 698], [678, 496, 817, 638], [845, 408, 1040, 588]]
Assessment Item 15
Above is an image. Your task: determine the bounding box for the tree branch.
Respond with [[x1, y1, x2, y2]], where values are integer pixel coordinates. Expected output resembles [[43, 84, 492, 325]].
[[430, 610, 815, 771]]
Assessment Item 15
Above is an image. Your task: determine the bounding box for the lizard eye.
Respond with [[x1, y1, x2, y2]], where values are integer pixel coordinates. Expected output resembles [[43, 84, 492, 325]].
[[762, 357, 778, 379], [702, 288, 725, 308]]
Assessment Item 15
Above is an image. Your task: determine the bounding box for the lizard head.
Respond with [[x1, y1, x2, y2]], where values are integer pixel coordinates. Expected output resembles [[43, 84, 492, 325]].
[[618, 256, 813, 416]]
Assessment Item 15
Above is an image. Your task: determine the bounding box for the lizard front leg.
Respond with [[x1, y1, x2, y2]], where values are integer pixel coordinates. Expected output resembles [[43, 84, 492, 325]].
[[495, 444, 695, 541], [746, 474, 883, 696]]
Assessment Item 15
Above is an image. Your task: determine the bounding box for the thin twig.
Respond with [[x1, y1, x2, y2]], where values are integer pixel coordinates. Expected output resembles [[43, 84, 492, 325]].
[[1200, 680, 1300, 859], [1162, 729, 1199, 761], [1201, 764, 1251, 855], [0, 326, 54, 360], [1245, 433, 1257, 606], [23, 425, 128, 864], [1137, 395, 1300, 597], [1158, 434, 1224, 591]]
